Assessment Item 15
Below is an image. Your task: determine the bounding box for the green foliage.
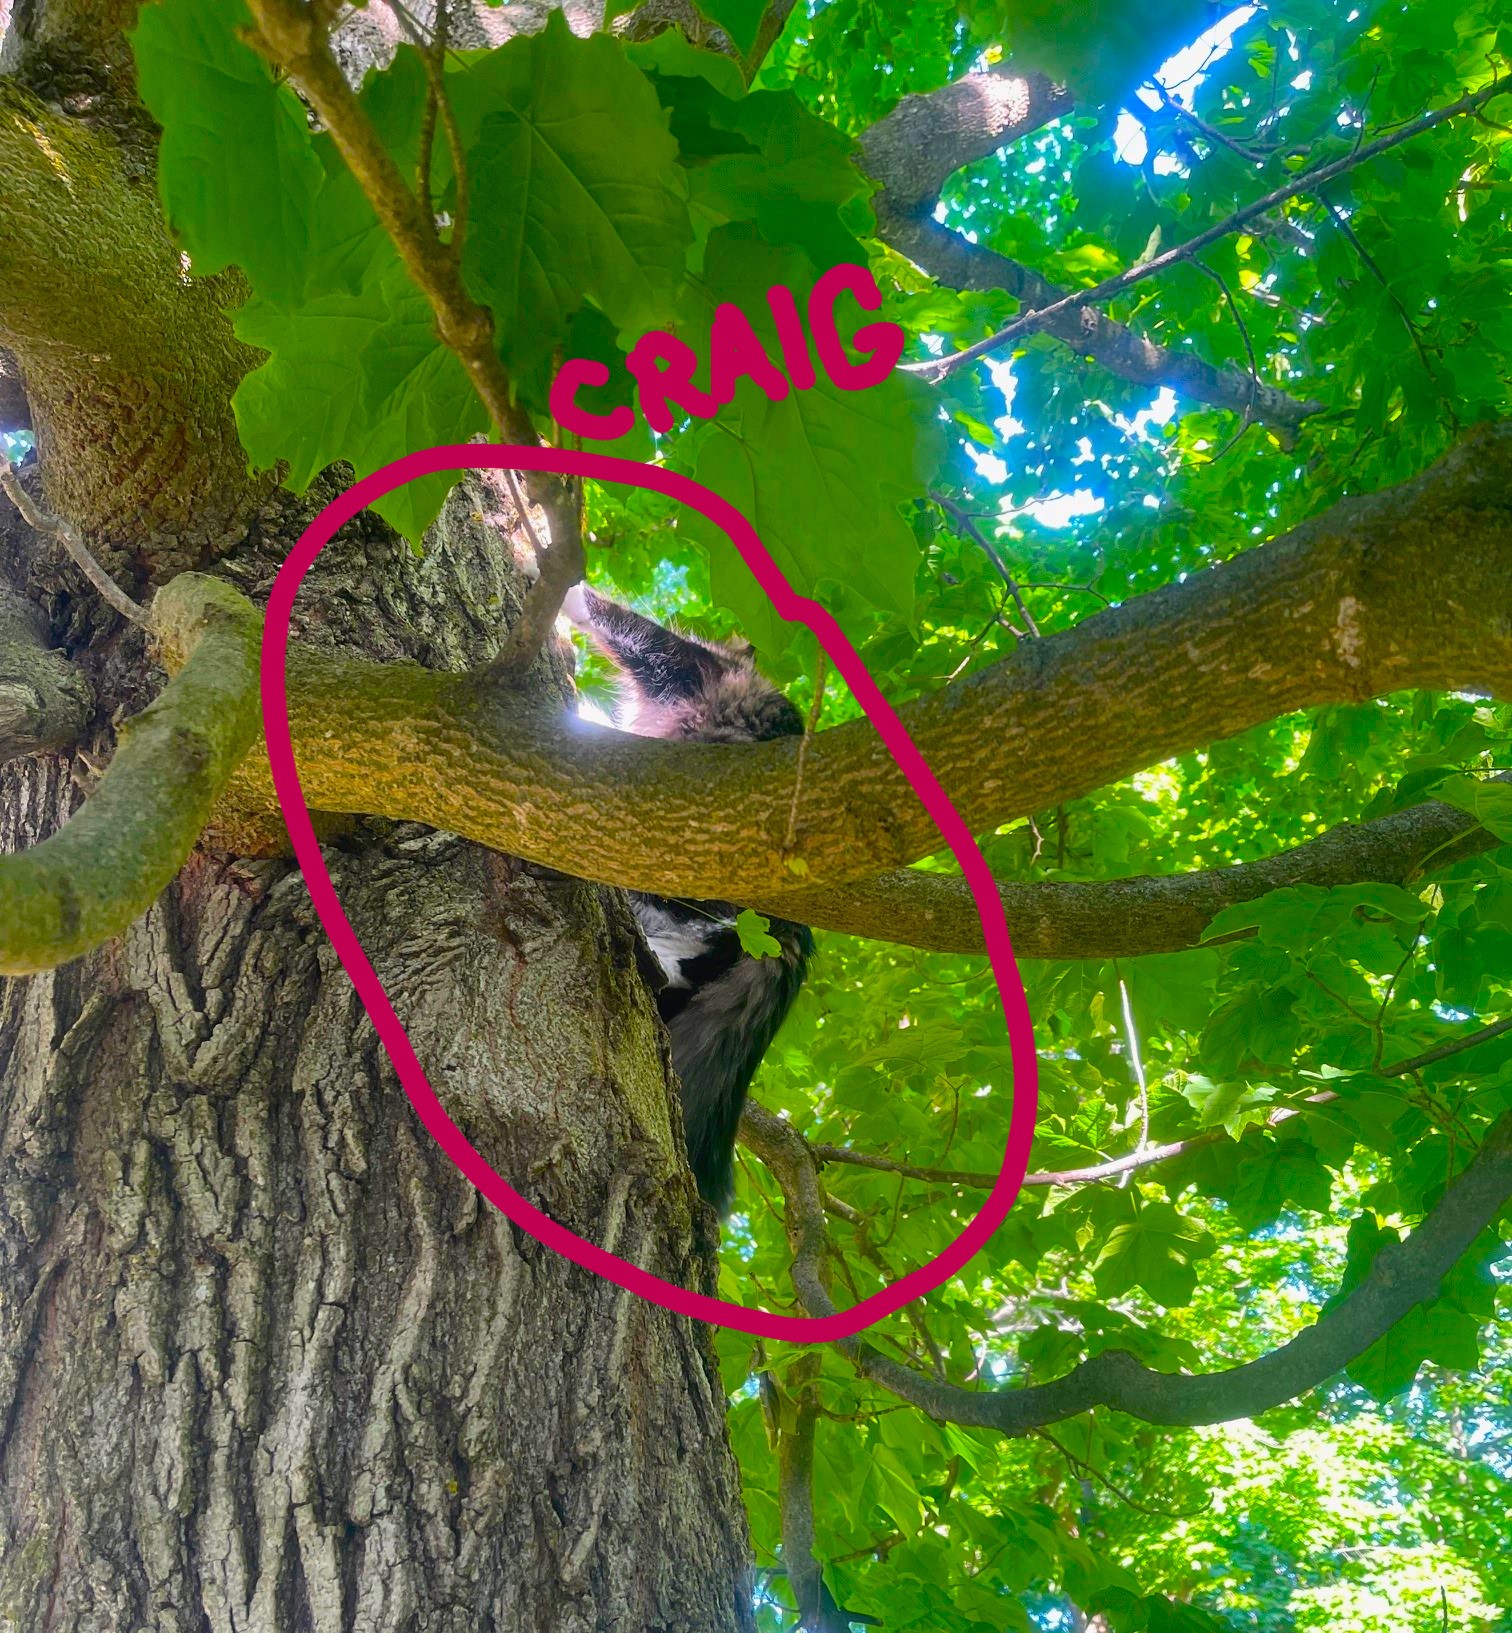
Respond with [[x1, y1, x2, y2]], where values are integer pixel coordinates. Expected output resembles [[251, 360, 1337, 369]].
[[692, 0, 767, 54], [131, 0, 1512, 1626], [456, 14, 693, 397], [131, 0, 324, 305]]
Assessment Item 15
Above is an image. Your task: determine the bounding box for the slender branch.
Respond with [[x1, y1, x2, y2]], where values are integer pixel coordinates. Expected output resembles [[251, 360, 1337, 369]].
[[787, 1011, 1512, 1192], [776, 1356, 849, 1633], [1387, 1014, 1512, 1076], [1161, 95, 1273, 165], [760, 783, 1505, 957], [912, 80, 1509, 383], [240, 0, 534, 448], [932, 491, 1040, 637], [1, 452, 149, 626], [1032, 1426, 1210, 1519], [489, 476, 585, 675], [747, 1097, 1512, 1435], [876, 212, 1322, 431], [0, 575, 261, 975], [806, 1131, 1217, 1191], [856, 61, 1320, 428]]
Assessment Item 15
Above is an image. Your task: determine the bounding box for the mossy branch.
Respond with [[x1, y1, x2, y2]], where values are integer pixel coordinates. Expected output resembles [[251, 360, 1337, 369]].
[[0, 574, 261, 976], [8, 419, 1508, 974]]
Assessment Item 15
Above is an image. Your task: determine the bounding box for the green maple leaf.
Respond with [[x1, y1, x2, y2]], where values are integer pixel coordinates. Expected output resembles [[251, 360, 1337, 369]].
[[131, 0, 324, 306], [234, 263, 487, 543], [1091, 1200, 1217, 1309], [456, 11, 693, 403]]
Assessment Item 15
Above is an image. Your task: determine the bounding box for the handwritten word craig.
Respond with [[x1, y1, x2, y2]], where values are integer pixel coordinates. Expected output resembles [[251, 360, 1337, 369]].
[[548, 264, 905, 441]]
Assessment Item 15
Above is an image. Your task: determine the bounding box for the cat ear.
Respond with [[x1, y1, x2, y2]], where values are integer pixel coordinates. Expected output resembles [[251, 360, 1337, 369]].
[[568, 586, 726, 705]]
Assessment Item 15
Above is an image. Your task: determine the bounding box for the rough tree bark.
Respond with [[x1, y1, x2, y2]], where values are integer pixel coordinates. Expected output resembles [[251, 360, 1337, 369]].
[[0, 480, 754, 1631], [0, 0, 756, 1620]]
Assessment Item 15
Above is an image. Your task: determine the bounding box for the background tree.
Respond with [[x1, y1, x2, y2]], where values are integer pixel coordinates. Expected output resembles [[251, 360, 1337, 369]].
[[0, 0, 1508, 1629]]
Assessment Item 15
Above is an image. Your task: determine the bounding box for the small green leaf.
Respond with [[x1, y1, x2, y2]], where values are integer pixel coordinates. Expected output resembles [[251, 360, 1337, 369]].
[[1091, 1199, 1217, 1309], [735, 909, 782, 959], [1434, 773, 1512, 841]]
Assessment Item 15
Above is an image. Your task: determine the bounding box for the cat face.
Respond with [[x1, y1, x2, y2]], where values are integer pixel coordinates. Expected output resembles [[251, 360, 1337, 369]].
[[564, 584, 803, 744]]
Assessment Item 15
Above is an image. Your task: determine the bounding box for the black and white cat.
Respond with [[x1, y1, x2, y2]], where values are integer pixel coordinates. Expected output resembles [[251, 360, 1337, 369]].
[[563, 583, 813, 1213]]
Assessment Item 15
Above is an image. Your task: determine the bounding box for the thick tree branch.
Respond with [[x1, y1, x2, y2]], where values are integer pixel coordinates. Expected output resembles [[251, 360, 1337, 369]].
[[858, 61, 1074, 211], [20, 427, 1503, 973], [856, 67, 1320, 431], [227, 425, 1511, 908], [0, 585, 94, 764], [0, 574, 260, 975], [0, 80, 268, 565], [744, 1100, 1512, 1434], [762, 788, 1505, 956]]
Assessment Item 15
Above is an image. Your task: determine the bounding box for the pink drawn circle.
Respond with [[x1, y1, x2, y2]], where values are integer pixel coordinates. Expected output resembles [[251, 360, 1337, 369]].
[[263, 445, 1038, 1340]]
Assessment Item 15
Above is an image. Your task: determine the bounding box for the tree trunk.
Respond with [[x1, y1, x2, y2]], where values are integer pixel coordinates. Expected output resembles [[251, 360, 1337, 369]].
[[0, 479, 753, 1631]]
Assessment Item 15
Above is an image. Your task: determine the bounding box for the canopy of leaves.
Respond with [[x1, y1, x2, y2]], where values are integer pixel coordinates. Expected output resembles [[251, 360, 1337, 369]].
[[132, 0, 1512, 1626]]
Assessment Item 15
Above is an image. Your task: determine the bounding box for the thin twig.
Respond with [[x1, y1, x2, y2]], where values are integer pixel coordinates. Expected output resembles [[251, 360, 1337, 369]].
[[784, 651, 828, 856], [1372, 932, 1425, 1072], [1115, 969, 1149, 1189], [931, 491, 1040, 637], [0, 453, 148, 626], [1033, 1426, 1212, 1519], [910, 79, 1510, 383], [412, 6, 441, 221], [783, 1012, 1512, 1192], [489, 476, 585, 674], [1193, 259, 1260, 431], [396, 0, 473, 260], [1015, 581, 1113, 609], [1160, 92, 1273, 164], [1316, 190, 1439, 383], [504, 468, 546, 563]]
